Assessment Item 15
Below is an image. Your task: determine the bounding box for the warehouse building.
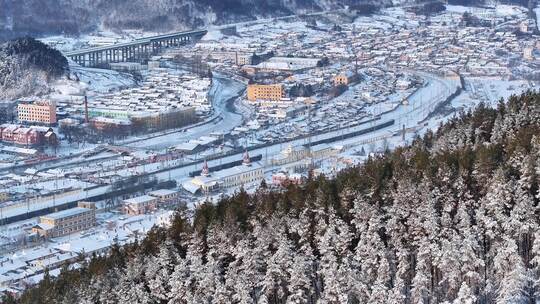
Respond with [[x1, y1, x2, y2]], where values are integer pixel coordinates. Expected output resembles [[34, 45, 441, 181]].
[[32, 205, 96, 238]]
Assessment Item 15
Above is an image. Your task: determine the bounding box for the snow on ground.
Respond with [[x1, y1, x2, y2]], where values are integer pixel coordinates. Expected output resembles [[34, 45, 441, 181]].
[[464, 78, 532, 107], [0, 69, 534, 286], [5, 9, 538, 290], [48, 67, 136, 104], [46, 141, 99, 159], [494, 4, 527, 17], [445, 5, 472, 14], [418, 78, 537, 138], [378, 10, 420, 28], [534, 4, 540, 29], [201, 30, 224, 41], [2, 73, 454, 222], [39, 30, 162, 53], [382, 7, 407, 17], [125, 75, 245, 150], [353, 16, 394, 30], [71, 67, 137, 94], [40, 32, 130, 53], [0, 209, 169, 286], [10, 178, 96, 195], [445, 4, 526, 18]]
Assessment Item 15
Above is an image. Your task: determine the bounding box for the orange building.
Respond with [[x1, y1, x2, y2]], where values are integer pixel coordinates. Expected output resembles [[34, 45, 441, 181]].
[[0, 124, 57, 146], [247, 84, 284, 101], [18, 101, 57, 125], [333, 71, 358, 86]]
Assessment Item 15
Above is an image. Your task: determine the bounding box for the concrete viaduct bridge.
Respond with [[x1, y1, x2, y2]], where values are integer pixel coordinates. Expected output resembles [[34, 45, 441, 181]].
[[64, 29, 208, 67]]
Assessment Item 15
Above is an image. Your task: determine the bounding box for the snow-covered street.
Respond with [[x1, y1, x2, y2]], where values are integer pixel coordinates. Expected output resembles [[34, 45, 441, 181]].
[[125, 75, 245, 150]]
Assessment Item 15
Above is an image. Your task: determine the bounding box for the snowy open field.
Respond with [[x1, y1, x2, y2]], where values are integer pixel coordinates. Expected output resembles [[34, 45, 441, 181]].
[[463, 78, 533, 107], [48, 66, 136, 102], [445, 4, 527, 17], [39, 30, 162, 53]]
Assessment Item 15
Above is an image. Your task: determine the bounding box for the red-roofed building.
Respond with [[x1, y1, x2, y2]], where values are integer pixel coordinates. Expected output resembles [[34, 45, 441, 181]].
[[0, 124, 56, 146], [0, 124, 19, 142], [14, 128, 40, 145]]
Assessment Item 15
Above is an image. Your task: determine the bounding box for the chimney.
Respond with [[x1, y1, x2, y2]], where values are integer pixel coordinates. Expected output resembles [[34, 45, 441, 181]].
[[84, 95, 89, 123]]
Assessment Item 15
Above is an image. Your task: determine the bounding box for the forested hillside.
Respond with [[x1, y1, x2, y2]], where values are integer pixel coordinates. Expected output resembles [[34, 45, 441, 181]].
[[0, 0, 387, 41], [1, 0, 534, 40], [0, 37, 68, 100], [8, 91, 540, 303]]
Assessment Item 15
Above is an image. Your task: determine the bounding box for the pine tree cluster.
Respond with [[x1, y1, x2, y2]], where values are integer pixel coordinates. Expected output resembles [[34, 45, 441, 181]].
[[8, 91, 540, 304], [0, 37, 68, 100], [0, 0, 392, 40]]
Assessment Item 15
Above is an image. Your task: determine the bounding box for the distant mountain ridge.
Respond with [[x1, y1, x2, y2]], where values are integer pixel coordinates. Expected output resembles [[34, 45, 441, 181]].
[[0, 0, 534, 41], [0, 0, 374, 40]]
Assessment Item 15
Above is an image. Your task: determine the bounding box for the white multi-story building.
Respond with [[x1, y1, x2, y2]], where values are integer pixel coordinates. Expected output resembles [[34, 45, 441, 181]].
[[184, 152, 264, 193]]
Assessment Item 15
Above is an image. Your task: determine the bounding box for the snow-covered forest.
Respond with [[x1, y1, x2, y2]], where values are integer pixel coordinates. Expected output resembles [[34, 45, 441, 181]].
[[0, 37, 68, 100], [1, 0, 533, 40], [0, 0, 386, 40], [9, 91, 540, 303]]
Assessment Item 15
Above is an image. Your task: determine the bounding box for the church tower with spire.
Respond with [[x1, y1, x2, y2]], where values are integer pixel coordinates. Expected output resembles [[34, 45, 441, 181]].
[[243, 150, 251, 166], [202, 159, 210, 176]]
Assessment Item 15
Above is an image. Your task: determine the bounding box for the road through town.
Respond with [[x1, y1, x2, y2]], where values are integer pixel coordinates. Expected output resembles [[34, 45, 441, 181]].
[[0, 72, 460, 223]]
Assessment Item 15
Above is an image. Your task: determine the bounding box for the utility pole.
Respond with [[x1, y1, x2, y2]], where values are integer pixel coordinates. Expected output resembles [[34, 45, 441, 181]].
[[307, 101, 314, 171], [84, 95, 89, 124]]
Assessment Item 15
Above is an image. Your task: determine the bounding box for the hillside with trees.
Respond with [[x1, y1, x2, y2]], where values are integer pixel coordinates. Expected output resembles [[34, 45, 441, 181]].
[[0, 0, 391, 41], [0, 37, 69, 100], [7, 91, 540, 303], [2, 0, 535, 41]]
